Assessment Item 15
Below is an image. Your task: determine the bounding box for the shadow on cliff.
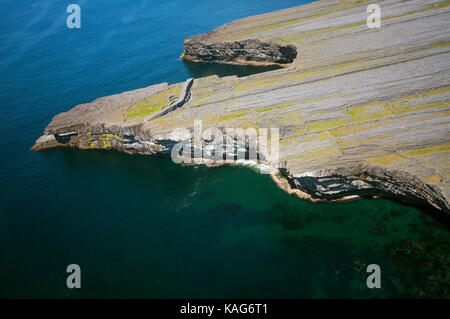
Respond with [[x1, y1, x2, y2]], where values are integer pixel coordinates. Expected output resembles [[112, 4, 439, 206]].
[[182, 60, 282, 78]]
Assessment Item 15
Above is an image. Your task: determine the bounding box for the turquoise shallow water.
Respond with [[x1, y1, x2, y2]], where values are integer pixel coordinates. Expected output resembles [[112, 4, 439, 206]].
[[0, 1, 449, 298]]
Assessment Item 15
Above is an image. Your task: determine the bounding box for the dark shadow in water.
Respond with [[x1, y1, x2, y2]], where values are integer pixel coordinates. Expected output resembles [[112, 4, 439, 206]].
[[183, 60, 283, 78]]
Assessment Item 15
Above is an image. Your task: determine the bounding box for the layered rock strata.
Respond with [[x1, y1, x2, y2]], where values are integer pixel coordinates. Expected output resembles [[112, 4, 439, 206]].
[[183, 38, 297, 65], [32, 0, 450, 213]]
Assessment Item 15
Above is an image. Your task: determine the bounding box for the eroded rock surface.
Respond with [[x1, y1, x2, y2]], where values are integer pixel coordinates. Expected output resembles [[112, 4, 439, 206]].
[[32, 0, 450, 212], [183, 38, 297, 65]]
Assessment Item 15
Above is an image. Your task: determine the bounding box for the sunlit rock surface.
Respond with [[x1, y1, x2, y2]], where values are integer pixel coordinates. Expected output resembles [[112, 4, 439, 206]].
[[33, 0, 450, 212]]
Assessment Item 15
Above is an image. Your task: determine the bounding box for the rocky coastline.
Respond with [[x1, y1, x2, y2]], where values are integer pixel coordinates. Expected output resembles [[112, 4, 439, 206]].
[[32, 0, 450, 213], [182, 38, 297, 66]]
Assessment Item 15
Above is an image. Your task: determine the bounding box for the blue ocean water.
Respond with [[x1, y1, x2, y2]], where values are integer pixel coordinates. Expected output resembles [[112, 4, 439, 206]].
[[0, 0, 449, 298]]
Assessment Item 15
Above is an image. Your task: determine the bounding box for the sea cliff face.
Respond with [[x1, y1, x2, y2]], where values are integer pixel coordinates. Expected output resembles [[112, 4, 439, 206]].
[[32, 0, 450, 213], [183, 38, 297, 65]]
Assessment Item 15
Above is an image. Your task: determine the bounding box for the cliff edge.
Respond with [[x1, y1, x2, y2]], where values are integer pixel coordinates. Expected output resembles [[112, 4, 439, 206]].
[[32, 0, 450, 212]]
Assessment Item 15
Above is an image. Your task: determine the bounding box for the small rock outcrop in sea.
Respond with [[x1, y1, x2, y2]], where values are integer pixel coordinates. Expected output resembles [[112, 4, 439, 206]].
[[32, 0, 450, 213], [183, 38, 297, 65]]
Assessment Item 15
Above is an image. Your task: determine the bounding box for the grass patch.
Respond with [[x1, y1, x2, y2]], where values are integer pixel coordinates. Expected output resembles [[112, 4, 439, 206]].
[[275, 102, 296, 109], [219, 109, 252, 121], [125, 85, 182, 120], [348, 102, 394, 123], [255, 107, 274, 113], [307, 118, 347, 132], [367, 153, 408, 166], [402, 144, 450, 157], [419, 87, 450, 98], [391, 100, 449, 114]]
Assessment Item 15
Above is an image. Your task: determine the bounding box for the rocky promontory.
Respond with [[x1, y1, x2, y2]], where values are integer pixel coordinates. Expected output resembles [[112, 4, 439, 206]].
[[32, 0, 450, 213], [183, 38, 297, 65]]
